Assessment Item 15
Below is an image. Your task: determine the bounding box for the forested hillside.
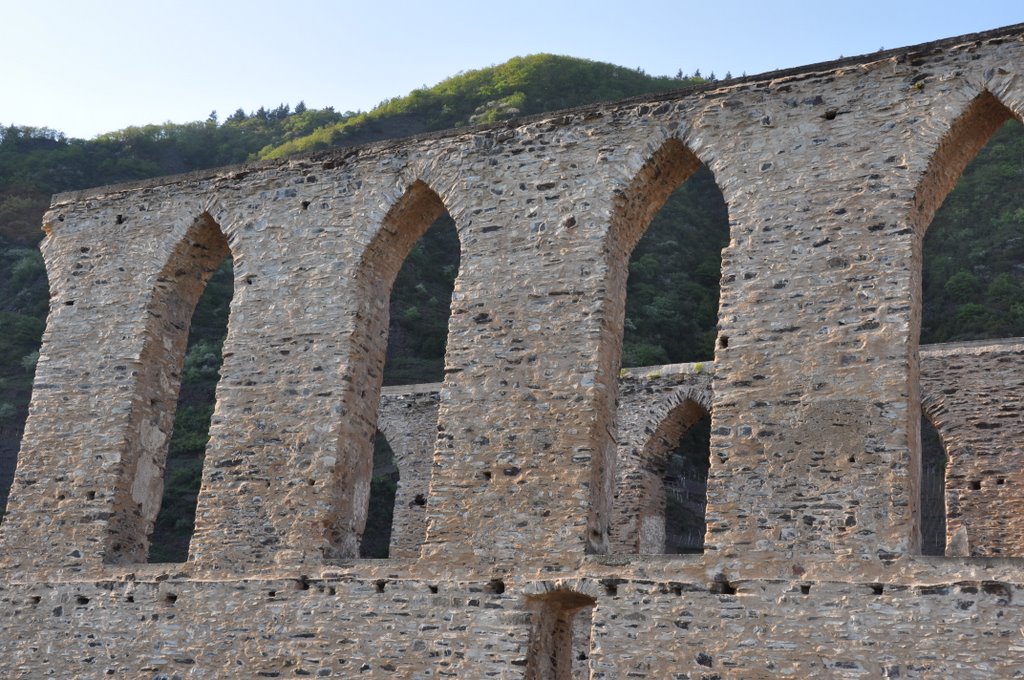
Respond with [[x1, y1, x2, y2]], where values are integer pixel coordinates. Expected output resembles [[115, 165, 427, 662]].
[[257, 54, 699, 159], [0, 54, 1022, 559], [922, 123, 1024, 341]]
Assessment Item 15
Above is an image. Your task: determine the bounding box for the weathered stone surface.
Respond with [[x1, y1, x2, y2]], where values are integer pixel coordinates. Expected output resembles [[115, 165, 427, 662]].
[[610, 363, 713, 554], [2, 24, 1024, 678], [378, 382, 440, 558], [921, 339, 1024, 557]]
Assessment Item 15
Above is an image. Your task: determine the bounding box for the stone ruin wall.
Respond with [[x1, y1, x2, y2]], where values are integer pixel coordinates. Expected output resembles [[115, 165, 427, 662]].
[[380, 349, 1024, 564], [1, 25, 1024, 678], [377, 382, 439, 559], [920, 340, 1024, 557]]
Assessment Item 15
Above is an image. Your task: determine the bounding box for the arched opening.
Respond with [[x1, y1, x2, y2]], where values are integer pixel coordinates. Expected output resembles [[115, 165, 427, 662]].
[[594, 137, 727, 552], [146, 257, 233, 563], [621, 163, 727, 367], [921, 111, 1024, 344], [329, 180, 460, 559], [913, 91, 1024, 555], [616, 396, 711, 555], [360, 430, 399, 558], [663, 412, 712, 554], [106, 213, 232, 564], [382, 209, 459, 386]]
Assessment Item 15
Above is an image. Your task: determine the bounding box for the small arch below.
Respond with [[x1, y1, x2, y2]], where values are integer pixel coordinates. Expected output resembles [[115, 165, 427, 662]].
[[920, 413, 948, 557], [360, 431, 399, 558], [661, 413, 711, 555], [613, 390, 712, 556], [525, 589, 597, 680]]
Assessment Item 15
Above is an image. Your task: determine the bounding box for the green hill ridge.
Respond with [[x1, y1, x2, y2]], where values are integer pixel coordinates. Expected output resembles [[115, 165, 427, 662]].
[[258, 54, 700, 159]]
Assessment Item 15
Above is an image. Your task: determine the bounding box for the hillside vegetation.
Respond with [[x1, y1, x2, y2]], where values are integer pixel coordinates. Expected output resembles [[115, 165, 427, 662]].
[[0, 54, 1022, 559], [258, 55, 698, 159]]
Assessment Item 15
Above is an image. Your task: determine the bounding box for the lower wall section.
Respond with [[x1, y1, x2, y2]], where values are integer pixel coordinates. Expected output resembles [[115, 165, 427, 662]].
[[590, 578, 1021, 679], [0, 573, 529, 678], [1, 558, 1022, 678]]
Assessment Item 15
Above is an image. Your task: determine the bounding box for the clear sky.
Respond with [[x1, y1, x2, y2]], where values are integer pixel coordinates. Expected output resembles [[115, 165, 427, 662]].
[[2, 1, 1021, 139]]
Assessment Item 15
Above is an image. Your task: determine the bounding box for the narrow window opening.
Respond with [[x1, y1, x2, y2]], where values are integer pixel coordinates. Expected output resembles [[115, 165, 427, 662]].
[[382, 211, 459, 386], [525, 590, 596, 680], [621, 165, 727, 369], [919, 415, 947, 556], [921, 120, 1024, 345], [360, 431, 398, 558], [105, 212, 231, 565], [663, 413, 711, 554], [148, 256, 233, 563]]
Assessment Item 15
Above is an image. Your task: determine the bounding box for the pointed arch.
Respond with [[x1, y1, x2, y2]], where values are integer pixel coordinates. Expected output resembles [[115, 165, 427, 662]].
[[610, 137, 706, 257], [106, 212, 232, 564], [910, 91, 1024, 555], [912, 91, 1018, 235], [590, 135, 726, 553], [328, 179, 456, 558]]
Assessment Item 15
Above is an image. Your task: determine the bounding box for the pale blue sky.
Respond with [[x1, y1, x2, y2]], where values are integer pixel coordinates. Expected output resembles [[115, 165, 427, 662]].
[[2, 1, 1021, 139]]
